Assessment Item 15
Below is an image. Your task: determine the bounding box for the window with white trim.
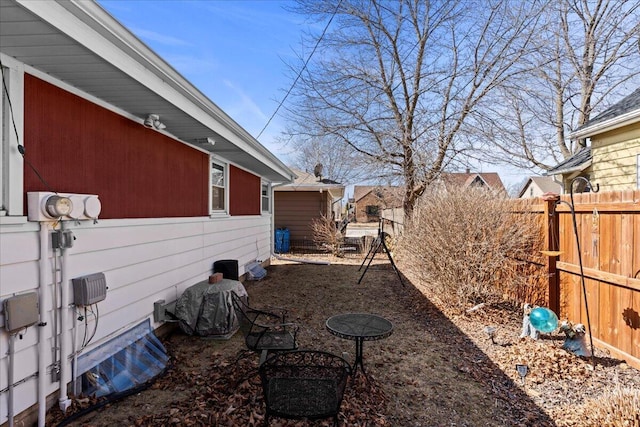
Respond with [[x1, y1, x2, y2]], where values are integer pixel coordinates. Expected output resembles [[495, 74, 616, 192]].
[[261, 183, 270, 212], [211, 160, 226, 211]]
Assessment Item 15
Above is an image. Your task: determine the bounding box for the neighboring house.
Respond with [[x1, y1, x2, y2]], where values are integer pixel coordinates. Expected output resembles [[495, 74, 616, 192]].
[[353, 186, 404, 223], [440, 171, 507, 194], [568, 88, 640, 192], [544, 148, 593, 192], [0, 2, 293, 425], [518, 176, 562, 199], [548, 88, 640, 193], [273, 168, 345, 246]]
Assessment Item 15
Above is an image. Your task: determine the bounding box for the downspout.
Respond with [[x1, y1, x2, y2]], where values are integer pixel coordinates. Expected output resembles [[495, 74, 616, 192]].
[[37, 223, 49, 427], [58, 221, 72, 412]]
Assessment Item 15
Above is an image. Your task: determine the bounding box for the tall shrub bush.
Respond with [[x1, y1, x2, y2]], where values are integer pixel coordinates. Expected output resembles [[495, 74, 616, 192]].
[[396, 186, 545, 311], [311, 213, 344, 256]]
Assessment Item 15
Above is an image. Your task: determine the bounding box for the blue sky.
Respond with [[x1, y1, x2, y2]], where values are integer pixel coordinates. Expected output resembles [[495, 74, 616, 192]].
[[97, 0, 527, 191], [98, 0, 309, 159]]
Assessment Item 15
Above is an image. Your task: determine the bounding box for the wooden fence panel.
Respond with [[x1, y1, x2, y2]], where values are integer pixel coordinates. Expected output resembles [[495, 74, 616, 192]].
[[512, 189, 640, 369]]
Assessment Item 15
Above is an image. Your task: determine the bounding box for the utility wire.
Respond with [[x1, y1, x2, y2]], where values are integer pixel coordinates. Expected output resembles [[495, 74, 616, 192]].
[[0, 60, 56, 193], [256, 1, 343, 140]]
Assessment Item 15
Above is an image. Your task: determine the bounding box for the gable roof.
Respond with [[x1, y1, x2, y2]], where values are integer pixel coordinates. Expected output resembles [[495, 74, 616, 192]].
[[353, 185, 404, 206], [517, 176, 562, 198], [440, 172, 506, 193], [289, 168, 342, 186], [276, 168, 344, 198], [569, 88, 640, 140], [0, 0, 294, 183], [546, 147, 592, 175]]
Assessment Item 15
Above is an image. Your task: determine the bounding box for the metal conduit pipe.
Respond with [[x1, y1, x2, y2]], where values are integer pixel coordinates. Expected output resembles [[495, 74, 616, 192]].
[[37, 223, 50, 426], [58, 222, 72, 412], [8, 334, 15, 427]]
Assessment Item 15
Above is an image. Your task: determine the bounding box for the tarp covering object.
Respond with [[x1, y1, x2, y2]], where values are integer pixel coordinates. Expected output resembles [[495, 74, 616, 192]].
[[174, 278, 247, 338]]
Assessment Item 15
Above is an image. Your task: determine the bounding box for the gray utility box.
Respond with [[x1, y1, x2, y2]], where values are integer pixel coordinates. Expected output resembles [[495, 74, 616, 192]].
[[72, 272, 107, 306], [4, 292, 39, 333]]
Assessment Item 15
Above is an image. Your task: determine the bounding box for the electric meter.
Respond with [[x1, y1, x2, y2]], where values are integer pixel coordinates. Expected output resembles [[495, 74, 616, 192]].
[[44, 195, 73, 218]]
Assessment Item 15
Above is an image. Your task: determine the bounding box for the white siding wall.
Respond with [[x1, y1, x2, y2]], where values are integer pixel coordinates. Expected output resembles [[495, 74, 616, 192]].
[[0, 214, 271, 424]]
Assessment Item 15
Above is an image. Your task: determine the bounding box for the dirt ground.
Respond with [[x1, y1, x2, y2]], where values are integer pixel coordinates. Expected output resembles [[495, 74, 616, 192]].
[[47, 255, 640, 426]]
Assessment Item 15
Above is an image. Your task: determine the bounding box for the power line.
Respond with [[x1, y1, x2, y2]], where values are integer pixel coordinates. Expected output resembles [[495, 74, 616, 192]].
[[256, 1, 343, 140]]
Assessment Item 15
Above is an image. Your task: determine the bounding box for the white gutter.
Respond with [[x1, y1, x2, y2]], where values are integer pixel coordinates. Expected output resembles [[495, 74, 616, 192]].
[[569, 108, 640, 139]]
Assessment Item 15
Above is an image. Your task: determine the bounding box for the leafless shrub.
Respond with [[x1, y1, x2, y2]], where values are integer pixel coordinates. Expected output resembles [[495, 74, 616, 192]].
[[396, 186, 545, 311], [311, 213, 344, 257], [573, 386, 640, 427]]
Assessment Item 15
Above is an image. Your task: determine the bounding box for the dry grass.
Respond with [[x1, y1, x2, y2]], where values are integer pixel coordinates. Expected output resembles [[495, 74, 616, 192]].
[[48, 256, 640, 427], [572, 387, 640, 427]]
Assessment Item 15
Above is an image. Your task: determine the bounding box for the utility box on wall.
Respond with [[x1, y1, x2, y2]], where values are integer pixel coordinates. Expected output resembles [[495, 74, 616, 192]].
[[3, 292, 39, 333], [72, 273, 107, 306]]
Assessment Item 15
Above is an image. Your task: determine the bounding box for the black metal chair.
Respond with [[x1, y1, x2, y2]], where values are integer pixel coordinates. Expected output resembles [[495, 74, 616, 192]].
[[259, 350, 351, 426], [231, 292, 299, 364]]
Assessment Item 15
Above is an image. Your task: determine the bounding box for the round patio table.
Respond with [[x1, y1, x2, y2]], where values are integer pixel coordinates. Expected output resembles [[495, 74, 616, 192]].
[[326, 313, 393, 375]]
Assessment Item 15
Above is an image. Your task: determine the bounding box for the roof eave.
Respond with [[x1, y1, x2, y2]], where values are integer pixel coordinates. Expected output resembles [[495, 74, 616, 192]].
[[569, 108, 640, 140], [16, 0, 293, 183], [545, 159, 592, 176]]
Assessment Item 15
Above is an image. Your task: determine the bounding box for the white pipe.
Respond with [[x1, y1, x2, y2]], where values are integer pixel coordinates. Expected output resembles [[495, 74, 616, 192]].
[[72, 306, 80, 395], [37, 223, 49, 426], [58, 223, 72, 412], [273, 254, 330, 265], [8, 334, 15, 427]]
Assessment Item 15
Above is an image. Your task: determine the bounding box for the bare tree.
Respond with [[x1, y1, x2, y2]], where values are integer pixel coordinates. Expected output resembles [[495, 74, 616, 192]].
[[285, 0, 542, 217], [288, 135, 374, 184], [473, 0, 640, 170]]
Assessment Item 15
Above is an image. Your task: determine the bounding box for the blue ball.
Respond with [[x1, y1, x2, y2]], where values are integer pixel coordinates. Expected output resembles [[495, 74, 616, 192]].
[[529, 307, 558, 333]]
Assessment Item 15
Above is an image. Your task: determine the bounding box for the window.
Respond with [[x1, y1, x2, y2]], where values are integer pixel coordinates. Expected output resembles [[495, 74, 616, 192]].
[[366, 205, 379, 216], [211, 161, 226, 211], [261, 183, 270, 212]]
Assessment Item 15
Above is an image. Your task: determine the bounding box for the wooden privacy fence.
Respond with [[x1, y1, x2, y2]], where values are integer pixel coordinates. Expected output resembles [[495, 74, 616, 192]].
[[512, 189, 640, 369]]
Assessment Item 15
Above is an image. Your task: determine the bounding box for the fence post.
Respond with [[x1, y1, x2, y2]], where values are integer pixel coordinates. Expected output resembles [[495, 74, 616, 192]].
[[542, 193, 560, 314]]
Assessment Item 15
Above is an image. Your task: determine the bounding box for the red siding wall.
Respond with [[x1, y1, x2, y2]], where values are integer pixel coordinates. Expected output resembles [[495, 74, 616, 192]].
[[23, 75, 210, 219], [229, 165, 260, 215]]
